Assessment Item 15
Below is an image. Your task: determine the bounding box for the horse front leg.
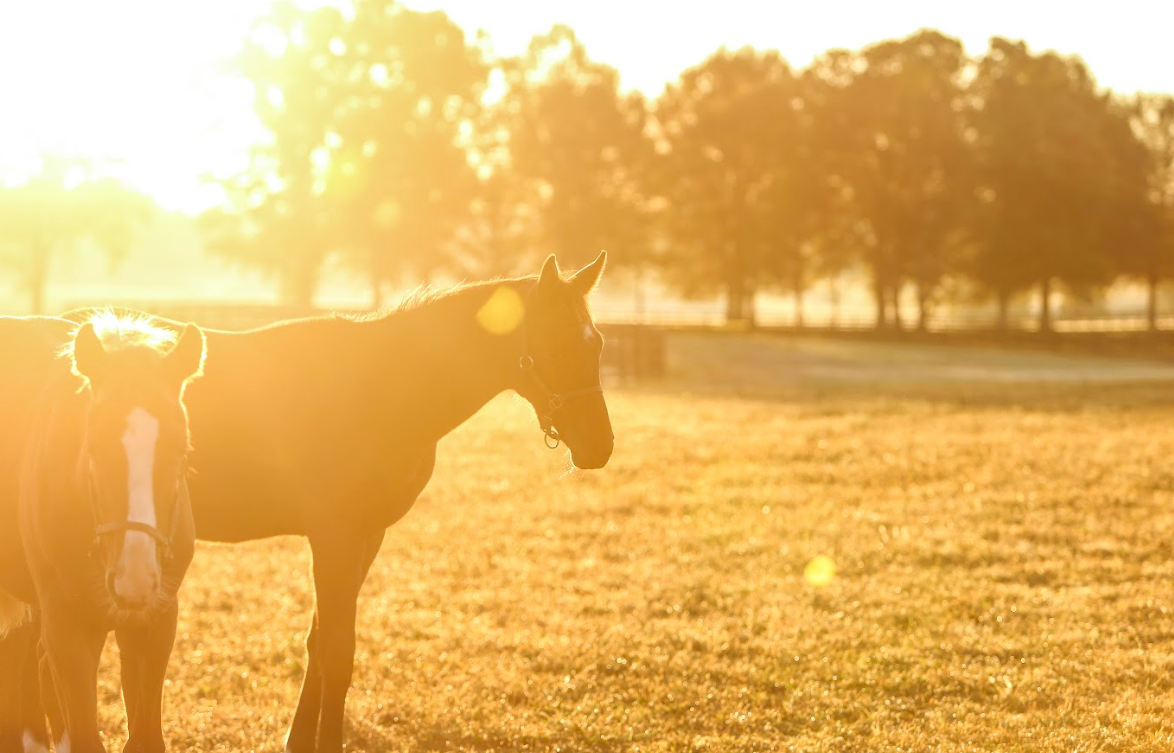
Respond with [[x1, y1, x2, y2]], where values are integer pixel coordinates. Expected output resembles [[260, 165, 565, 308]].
[[39, 611, 106, 753], [283, 614, 322, 752], [116, 600, 178, 753], [37, 638, 64, 752], [286, 530, 384, 753], [15, 617, 52, 753], [0, 618, 45, 752]]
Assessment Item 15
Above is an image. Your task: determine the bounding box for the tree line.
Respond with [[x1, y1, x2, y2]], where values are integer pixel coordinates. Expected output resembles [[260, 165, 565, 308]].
[[3, 1, 1173, 331]]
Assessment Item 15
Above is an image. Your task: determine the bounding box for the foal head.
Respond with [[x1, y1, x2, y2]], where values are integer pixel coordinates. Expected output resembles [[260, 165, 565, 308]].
[[519, 252, 614, 469], [68, 313, 205, 613]]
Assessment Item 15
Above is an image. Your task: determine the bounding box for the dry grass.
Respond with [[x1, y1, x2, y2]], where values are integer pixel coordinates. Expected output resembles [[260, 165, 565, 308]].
[[85, 335, 1174, 751]]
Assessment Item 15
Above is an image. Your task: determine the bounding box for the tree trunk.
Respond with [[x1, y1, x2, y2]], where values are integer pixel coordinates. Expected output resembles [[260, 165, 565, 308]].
[[371, 277, 383, 310], [792, 269, 804, 329], [996, 290, 1010, 331], [1148, 272, 1159, 332], [916, 281, 930, 332], [744, 280, 758, 329], [829, 276, 841, 330], [634, 264, 646, 325], [890, 284, 904, 331], [1038, 278, 1052, 333], [281, 254, 318, 310], [725, 279, 745, 325], [873, 276, 887, 329]]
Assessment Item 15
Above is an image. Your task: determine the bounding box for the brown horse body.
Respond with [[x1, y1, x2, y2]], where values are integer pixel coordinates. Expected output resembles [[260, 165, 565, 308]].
[[179, 256, 612, 752], [0, 314, 204, 753], [3, 254, 613, 752]]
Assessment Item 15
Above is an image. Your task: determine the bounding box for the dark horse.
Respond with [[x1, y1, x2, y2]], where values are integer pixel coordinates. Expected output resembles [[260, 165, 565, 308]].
[[40, 254, 609, 751], [0, 313, 205, 753]]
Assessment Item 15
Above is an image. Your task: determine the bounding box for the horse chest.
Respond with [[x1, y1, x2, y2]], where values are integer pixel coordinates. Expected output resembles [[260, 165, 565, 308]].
[[371, 446, 436, 529]]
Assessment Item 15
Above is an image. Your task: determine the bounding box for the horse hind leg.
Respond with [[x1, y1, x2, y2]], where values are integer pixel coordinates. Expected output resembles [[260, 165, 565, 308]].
[[1, 598, 48, 753], [18, 620, 51, 753], [287, 529, 385, 753]]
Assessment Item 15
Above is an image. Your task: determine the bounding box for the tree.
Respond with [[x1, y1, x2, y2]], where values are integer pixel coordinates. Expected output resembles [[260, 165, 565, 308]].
[[655, 48, 817, 326], [814, 31, 974, 330], [1125, 94, 1174, 329], [203, 1, 349, 307], [969, 38, 1140, 331], [332, 0, 486, 302], [0, 156, 153, 313], [503, 25, 653, 273]]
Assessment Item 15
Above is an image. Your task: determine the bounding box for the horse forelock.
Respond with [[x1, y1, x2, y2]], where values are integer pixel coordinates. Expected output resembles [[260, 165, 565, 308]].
[[58, 310, 179, 365]]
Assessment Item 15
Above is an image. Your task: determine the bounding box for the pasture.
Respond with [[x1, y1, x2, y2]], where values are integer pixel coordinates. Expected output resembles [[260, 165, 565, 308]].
[[86, 334, 1174, 751]]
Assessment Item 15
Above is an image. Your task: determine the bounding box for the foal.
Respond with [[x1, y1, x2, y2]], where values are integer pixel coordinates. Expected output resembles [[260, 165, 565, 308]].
[[0, 313, 205, 753]]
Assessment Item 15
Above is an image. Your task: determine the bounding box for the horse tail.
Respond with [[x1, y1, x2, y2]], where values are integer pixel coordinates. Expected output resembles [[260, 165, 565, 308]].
[[0, 588, 29, 636]]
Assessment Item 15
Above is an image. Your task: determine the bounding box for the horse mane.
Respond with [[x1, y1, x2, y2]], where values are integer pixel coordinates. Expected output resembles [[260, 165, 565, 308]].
[[57, 310, 179, 361], [336, 276, 532, 324]]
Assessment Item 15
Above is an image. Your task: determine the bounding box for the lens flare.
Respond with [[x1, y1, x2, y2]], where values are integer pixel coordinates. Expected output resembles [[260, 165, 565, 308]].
[[804, 555, 836, 587], [476, 285, 525, 335]]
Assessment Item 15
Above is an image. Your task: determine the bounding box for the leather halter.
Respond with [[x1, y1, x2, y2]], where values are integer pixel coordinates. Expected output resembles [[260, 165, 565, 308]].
[[516, 294, 604, 449], [87, 468, 188, 564]]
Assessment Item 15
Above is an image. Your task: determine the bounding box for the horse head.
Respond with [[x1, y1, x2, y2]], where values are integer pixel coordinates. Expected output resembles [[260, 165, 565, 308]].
[[518, 252, 614, 470], [70, 313, 204, 613]]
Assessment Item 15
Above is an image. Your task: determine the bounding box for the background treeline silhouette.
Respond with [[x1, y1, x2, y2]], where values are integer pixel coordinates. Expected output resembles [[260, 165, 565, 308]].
[[2, 0, 1173, 331]]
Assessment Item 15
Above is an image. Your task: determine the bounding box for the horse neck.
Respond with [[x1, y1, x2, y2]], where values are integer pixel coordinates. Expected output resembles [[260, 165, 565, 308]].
[[371, 281, 529, 442]]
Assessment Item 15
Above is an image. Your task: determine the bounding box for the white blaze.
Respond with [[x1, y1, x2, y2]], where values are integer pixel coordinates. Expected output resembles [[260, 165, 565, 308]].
[[114, 407, 161, 606], [21, 730, 50, 753], [55, 733, 69, 753]]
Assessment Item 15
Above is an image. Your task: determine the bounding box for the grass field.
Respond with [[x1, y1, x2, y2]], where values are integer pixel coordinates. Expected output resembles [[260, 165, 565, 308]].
[[85, 334, 1174, 751]]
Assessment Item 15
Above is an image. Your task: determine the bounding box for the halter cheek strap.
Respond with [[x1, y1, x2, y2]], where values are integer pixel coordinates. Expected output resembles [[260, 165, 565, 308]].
[[517, 356, 603, 450]]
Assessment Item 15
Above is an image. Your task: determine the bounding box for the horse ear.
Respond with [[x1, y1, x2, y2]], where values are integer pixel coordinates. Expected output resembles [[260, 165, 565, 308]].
[[165, 325, 206, 384], [538, 254, 561, 294], [569, 251, 607, 296], [72, 323, 106, 381]]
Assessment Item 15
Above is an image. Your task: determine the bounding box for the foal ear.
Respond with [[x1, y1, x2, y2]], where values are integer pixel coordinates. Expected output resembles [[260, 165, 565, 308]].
[[165, 324, 206, 384], [569, 251, 607, 296], [537, 254, 561, 294], [72, 322, 107, 381]]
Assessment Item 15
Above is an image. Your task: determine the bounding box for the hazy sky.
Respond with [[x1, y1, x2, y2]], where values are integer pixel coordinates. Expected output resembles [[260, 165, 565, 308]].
[[0, 0, 1170, 211]]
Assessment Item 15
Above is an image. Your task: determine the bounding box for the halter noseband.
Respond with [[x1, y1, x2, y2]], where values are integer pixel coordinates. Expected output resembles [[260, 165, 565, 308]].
[[87, 470, 188, 565], [516, 289, 604, 449]]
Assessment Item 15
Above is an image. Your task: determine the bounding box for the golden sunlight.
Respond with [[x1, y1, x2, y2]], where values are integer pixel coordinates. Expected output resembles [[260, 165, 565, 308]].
[[0, 0, 277, 207]]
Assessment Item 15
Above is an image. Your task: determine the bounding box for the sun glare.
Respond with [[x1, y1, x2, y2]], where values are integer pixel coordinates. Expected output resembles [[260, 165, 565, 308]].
[[804, 555, 837, 588], [476, 285, 525, 335], [0, 0, 278, 206]]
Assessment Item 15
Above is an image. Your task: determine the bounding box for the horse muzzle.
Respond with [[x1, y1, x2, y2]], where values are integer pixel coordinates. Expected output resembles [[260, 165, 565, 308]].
[[105, 531, 163, 611], [570, 434, 614, 470]]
